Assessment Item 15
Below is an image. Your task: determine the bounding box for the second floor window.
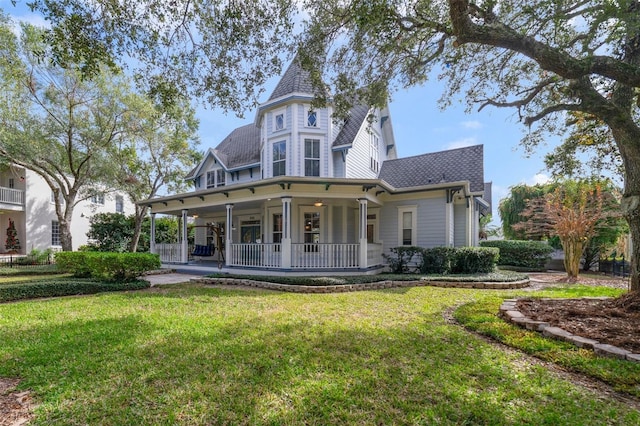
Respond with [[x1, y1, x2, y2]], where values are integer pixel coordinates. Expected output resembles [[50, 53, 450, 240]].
[[307, 110, 317, 127], [275, 113, 285, 131], [206, 170, 226, 188], [115, 195, 124, 213], [91, 194, 105, 205], [304, 139, 320, 177], [273, 141, 286, 177], [370, 133, 380, 173]]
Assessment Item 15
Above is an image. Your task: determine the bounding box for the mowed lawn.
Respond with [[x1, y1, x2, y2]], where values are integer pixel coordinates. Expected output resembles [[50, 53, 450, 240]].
[[0, 283, 638, 425]]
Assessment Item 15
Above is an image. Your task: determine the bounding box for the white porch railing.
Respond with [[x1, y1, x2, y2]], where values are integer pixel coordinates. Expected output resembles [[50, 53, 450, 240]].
[[291, 243, 360, 269], [156, 243, 186, 263], [230, 243, 281, 268], [367, 243, 384, 266], [0, 187, 24, 206]]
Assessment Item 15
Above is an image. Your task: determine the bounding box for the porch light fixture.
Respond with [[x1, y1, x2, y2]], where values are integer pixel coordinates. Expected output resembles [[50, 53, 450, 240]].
[[314, 200, 323, 207]]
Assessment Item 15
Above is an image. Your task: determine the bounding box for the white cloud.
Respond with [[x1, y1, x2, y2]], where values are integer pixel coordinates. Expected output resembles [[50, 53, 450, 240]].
[[445, 137, 477, 150], [528, 173, 551, 185], [461, 120, 482, 129]]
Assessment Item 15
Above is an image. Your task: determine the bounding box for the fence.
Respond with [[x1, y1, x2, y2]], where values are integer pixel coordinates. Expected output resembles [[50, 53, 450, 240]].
[[598, 258, 630, 277], [0, 254, 55, 268]]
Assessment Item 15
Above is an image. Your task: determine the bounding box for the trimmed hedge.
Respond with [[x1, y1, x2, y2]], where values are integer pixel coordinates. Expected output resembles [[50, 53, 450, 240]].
[[382, 246, 499, 274], [480, 240, 553, 270], [0, 278, 150, 303], [55, 252, 161, 281]]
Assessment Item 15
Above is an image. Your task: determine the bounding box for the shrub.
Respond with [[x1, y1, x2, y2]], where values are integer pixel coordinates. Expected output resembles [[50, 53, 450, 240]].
[[420, 247, 457, 274], [382, 246, 422, 273], [55, 252, 161, 281], [452, 247, 499, 274], [480, 240, 553, 270], [0, 278, 150, 302]]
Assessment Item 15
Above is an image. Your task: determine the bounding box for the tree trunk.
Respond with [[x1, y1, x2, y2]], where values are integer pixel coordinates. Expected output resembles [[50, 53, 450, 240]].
[[59, 219, 73, 251], [561, 238, 582, 283], [129, 206, 148, 253]]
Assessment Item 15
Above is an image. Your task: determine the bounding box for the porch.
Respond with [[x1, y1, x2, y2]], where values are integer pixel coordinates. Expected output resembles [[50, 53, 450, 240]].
[[155, 242, 384, 271]]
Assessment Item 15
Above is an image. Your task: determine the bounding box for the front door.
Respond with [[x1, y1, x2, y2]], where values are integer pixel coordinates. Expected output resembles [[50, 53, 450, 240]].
[[240, 220, 261, 243]]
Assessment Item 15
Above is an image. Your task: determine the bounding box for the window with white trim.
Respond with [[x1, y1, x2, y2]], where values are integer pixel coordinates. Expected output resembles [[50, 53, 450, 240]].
[[273, 141, 286, 176], [91, 194, 105, 205], [370, 133, 380, 173], [397, 206, 417, 246], [273, 213, 283, 244], [115, 195, 124, 213], [274, 111, 285, 131], [304, 138, 320, 177], [206, 170, 226, 188], [306, 109, 317, 127]]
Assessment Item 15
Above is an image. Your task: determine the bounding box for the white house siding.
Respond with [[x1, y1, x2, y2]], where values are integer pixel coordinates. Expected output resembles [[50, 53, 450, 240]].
[[13, 169, 135, 253], [332, 151, 346, 178], [229, 167, 260, 185], [379, 193, 448, 255], [454, 203, 467, 247], [345, 121, 377, 179], [331, 205, 343, 243]]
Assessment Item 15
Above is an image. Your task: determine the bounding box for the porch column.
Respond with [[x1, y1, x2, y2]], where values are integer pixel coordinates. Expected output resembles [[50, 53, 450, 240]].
[[225, 203, 234, 265], [466, 197, 474, 246], [358, 198, 368, 269], [445, 190, 454, 247], [281, 196, 292, 268], [181, 209, 188, 263], [150, 212, 156, 254]]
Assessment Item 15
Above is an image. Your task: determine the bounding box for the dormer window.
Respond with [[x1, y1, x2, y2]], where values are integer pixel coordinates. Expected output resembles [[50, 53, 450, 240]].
[[207, 169, 226, 188], [307, 110, 317, 127]]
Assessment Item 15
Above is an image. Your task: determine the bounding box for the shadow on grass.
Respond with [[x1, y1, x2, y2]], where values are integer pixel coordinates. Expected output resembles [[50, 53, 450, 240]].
[[0, 289, 638, 425]]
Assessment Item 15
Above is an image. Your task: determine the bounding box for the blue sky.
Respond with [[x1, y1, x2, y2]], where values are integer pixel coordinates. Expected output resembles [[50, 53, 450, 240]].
[[4, 3, 558, 228]]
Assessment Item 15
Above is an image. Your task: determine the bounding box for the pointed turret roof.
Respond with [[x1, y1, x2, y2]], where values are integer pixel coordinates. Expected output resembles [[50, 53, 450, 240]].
[[267, 55, 316, 101]]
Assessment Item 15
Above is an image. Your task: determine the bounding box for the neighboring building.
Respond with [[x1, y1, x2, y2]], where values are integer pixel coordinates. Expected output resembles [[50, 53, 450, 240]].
[[141, 58, 491, 272], [0, 165, 135, 253]]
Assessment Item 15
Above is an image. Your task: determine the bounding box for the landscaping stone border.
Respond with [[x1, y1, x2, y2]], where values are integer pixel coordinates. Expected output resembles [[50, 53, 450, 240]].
[[499, 298, 640, 363], [191, 277, 530, 293]]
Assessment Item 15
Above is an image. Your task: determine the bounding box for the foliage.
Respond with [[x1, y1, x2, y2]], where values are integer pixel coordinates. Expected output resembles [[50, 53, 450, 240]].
[[384, 246, 498, 275], [382, 246, 422, 273], [0, 277, 149, 302], [514, 179, 622, 281], [55, 252, 160, 281], [86, 213, 134, 252], [480, 240, 554, 271], [4, 217, 20, 252], [24, 0, 297, 113], [498, 183, 557, 240]]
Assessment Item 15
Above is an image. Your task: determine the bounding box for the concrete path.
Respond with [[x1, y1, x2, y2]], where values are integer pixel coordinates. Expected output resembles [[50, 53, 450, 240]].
[[142, 273, 198, 286]]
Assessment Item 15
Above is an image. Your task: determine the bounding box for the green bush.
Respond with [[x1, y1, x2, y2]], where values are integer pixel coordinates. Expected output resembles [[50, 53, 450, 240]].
[[55, 252, 161, 281], [480, 240, 553, 270], [420, 247, 457, 274], [452, 247, 499, 274], [382, 246, 422, 273], [0, 278, 150, 302]]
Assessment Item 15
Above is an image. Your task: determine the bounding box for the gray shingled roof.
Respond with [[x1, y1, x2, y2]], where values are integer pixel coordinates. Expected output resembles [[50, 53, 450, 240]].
[[268, 56, 316, 101], [379, 145, 485, 192], [333, 104, 370, 148], [213, 124, 261, 170]]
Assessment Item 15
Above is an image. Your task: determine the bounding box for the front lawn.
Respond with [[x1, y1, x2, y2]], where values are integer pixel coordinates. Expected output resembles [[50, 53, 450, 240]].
[[0, 284, 638, 424]]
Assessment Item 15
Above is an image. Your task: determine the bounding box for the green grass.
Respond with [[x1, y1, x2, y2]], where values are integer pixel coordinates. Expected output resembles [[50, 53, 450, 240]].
[[454, 285, 640, 397], [0, 264, 61, 276], [0, 283, 638, 424]]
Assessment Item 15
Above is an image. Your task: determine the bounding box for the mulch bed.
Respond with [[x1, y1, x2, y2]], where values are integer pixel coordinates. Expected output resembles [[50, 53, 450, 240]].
[[518, 273, 640, 354]]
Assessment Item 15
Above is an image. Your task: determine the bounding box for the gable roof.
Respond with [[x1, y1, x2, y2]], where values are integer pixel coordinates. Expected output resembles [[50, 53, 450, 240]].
[[379, 145, 485, 192], [185, 124, 260, 180], [268, 56, 316, 101], [333, 104, 370, 148]]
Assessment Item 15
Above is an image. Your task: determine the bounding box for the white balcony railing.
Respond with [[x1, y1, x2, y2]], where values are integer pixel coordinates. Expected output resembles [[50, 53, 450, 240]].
[[155, 243, 185, 263], [367, 243, 384, 267], [0, 187, 24, 206]]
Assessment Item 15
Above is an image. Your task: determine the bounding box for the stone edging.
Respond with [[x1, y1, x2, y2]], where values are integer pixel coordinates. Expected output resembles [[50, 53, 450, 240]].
[[499, 298, 640, 363], [191, 277, 530, 293]]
